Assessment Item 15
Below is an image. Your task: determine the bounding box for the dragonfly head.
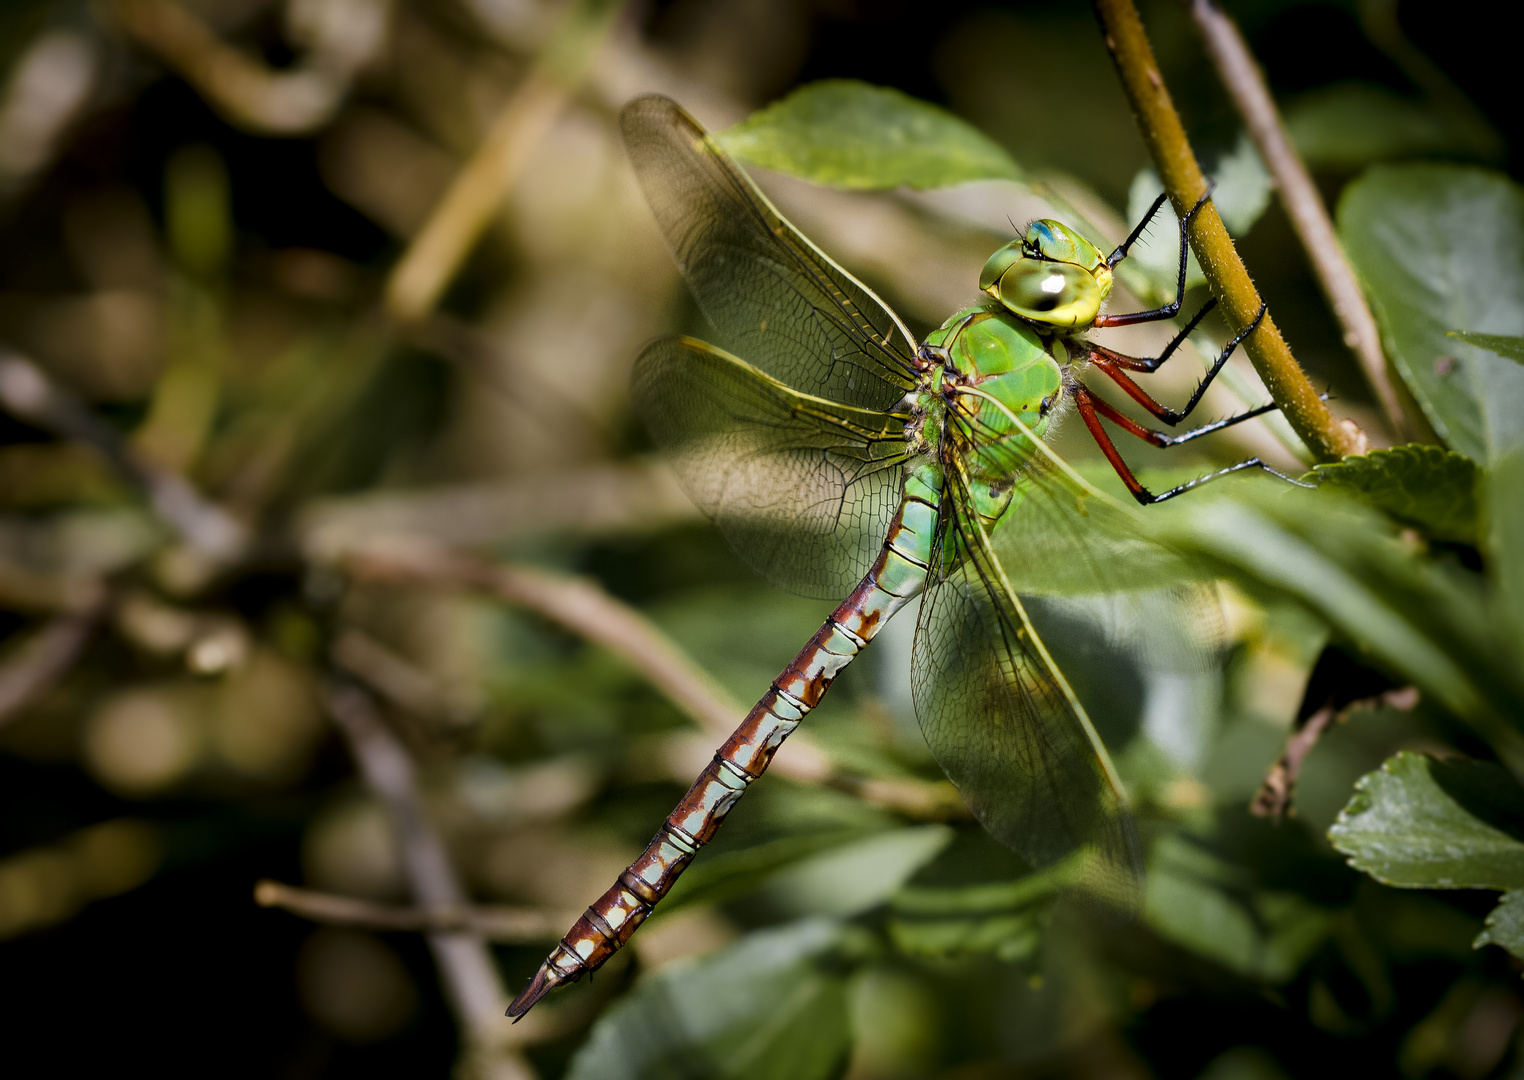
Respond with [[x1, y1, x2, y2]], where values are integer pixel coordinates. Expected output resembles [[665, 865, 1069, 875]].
[[980, 220, 1113, 329]]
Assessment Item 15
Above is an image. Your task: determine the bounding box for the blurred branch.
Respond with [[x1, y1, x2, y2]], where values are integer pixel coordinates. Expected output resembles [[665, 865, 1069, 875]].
[[0, 347, 245, 560], [255, 879, 568, 941], [384, 0, 623, 322], [333, 629, 473, 727], [0, 602, 105, 729], [324, 683, 536, 1076], [105, 0, 389, 136], [299, 459, 696, 562], [0, 30, 99, 197], [1189, 0, 1407, 441], [1092, 0, 1364, 463], [340, 540, 966, 822]]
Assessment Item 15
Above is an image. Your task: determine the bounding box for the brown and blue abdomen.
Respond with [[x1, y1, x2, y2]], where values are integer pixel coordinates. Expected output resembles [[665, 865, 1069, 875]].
[[507, 464, 941, 1016]]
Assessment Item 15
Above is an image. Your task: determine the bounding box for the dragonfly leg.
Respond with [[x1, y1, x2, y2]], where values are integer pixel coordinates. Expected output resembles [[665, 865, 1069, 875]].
[[1089, 301, 1268, 425], [1071, 383, 1315, 506], [1094, 183, 1215, 329]]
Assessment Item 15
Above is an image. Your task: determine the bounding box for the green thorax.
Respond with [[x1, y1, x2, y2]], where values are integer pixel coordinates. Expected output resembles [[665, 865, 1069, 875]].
[[918, 305, 1064, 529]]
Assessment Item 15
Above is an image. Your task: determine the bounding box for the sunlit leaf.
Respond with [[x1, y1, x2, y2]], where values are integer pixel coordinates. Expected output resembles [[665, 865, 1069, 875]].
[[1474, 889, 1524, 960], [1339, 165, 1524, 463], [1307, 444, 1478, 543], [1328, 751, 1524, 889], [1149, 486, 1520, 731], [659, 830, 874, 914], [761, 825, 953, 917], [1448, 330, 1524, 364], [565, 920, 856, 1080], [717, 80, 1021, 191]]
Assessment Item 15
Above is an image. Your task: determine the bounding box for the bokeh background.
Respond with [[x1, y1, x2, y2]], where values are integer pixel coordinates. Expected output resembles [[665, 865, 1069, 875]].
[[1, 0, 1520, 1077]]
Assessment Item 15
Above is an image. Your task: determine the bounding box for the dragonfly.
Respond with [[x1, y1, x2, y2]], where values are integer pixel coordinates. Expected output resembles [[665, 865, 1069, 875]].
[[508, 94, 1294, 1018]]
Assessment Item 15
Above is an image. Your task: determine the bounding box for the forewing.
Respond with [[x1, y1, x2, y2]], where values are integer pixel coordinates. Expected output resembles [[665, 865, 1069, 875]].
[[634, 336, 912, 600], [621, 95, 917, 412], [911, 483, 1143, 912]]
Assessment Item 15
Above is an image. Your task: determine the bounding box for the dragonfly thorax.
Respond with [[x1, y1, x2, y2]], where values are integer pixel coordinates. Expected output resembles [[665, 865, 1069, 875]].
[[980, 219, 1114, 329], [920, 307, 1062, 523]]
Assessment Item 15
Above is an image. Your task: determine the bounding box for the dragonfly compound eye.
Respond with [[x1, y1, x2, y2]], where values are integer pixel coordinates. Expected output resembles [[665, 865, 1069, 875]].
[[984, 259, 1102, 329]]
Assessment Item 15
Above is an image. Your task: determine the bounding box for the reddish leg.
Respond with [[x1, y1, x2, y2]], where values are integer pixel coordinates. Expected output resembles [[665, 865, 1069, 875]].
[[1071, 384, 1309, 506]]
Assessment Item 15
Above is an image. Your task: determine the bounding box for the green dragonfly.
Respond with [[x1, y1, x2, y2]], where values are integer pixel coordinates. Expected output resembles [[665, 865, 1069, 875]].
[[508, 95, 1292, 1018]]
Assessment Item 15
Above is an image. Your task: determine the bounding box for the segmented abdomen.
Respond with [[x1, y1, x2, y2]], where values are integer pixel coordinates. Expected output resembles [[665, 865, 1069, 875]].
[[506, 464, 940, 1017]]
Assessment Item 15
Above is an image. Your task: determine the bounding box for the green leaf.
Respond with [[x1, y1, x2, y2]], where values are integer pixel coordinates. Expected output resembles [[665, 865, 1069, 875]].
[[659, 830, 874, 914], [761, 825, 954, 917], [1143, 835, 1330, 982], [1449, 330, 1524, 364], [716, 80, 1020, 191], [1339, 165, 1524, 463], [888, 868, 1062, 962], [1474, 889, 1524, 960], [565, 920, 856, 1080], [1285, 82, 1502, 171], [1150, 486, 1518, 730], [1328, 750, 1524, 889], [1489, 449, 1524, 647], [1307, 444, 1478, 544]]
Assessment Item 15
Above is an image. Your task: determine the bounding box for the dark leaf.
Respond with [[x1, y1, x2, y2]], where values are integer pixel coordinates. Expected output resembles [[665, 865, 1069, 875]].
[[1308, 444, 1478, 543]]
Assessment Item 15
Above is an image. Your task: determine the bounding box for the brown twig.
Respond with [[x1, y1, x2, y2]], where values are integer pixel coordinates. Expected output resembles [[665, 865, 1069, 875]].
[[254, 879, 568, 942], [384, 0, 622, 322], [1091, 0, 1364, 463], [1252, 686, 1420, 819], [0, 602, 105, 728], [339, 540, 966, 821], [323, 684, 535, 1075], [0, 347, 244, 560], [1189, 0, 1407, 440]]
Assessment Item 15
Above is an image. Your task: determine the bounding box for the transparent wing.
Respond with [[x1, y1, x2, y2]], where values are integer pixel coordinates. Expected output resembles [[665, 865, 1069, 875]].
[[951, 390, 1202, 597], [634, 336, 913, 600], [621, 95, 917, 412], [911, 466, 1144, 913]]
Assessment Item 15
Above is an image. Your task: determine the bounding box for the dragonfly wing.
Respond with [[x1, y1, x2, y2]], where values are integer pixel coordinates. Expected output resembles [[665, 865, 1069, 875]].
[[635, 336, 913, 600], [911, 481, 1143, 912], [621, 95, 917, 412]]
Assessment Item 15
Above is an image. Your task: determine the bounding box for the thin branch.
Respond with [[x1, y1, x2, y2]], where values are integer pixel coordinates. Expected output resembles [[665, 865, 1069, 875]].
[[323, 684, 535, 1076], [254, 879, 569, 942], [384, 0, 622, 322], [1189, 0, 1407, 440], [1252, 685, 1420, 820], [339, 540, 966, 822], [1091, 0, 1365, 463], [0, 347, 245, 559], [333, 629, 474, 727], [0, 602, 105, 729], [106, 0, 388, 135]]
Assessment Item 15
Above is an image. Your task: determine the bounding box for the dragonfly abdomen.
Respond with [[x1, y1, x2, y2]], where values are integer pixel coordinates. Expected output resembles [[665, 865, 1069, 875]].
[[507, 464, 941, 1019]]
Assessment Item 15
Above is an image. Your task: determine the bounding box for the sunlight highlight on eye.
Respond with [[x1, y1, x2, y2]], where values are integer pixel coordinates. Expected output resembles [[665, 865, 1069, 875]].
[[1041, 274, 1066, 294]]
